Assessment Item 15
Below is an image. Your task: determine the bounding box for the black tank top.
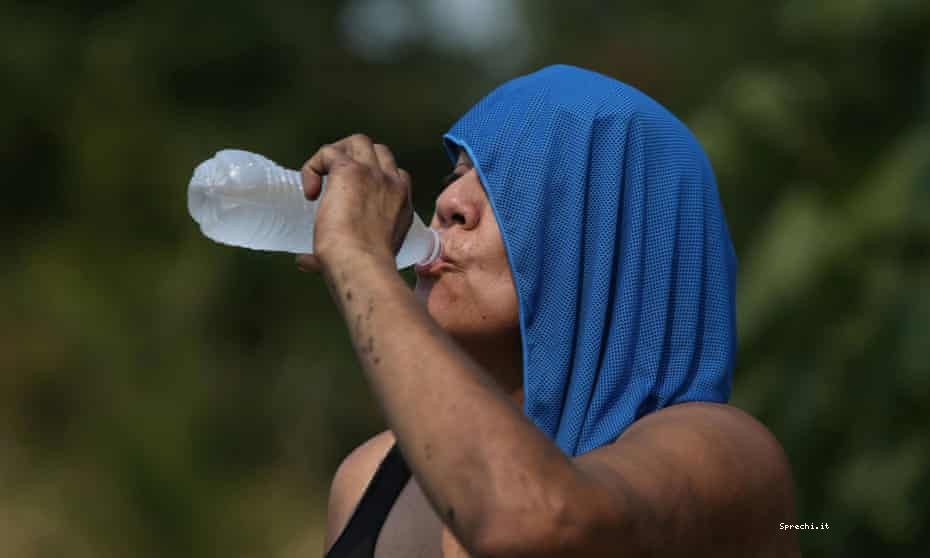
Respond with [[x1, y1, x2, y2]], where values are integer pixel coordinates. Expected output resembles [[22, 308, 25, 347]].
[[325, 443, 412, 558]]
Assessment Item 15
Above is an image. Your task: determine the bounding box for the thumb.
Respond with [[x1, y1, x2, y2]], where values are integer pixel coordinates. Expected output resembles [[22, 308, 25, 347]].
[[300, 164, 324, 201]]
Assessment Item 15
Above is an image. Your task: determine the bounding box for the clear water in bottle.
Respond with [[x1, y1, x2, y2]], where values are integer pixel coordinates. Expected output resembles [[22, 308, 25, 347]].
[[187, 149, 441, 268]]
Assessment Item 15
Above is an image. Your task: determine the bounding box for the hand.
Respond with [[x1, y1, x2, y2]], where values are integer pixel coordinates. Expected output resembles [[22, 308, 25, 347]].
[[295, 134, 414, 273]]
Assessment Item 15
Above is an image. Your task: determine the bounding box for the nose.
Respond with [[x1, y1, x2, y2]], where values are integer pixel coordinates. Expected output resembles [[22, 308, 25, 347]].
[[434, 184, 480, 231]]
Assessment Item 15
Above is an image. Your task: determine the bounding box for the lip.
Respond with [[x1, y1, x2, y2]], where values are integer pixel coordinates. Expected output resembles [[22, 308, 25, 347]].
[[414, 253, 457, 277]]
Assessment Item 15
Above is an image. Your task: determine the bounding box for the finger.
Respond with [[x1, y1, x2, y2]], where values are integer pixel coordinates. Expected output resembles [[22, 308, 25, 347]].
[[398, 167, 412, 190], [301, 143, 350, 201], [300, 161, 323, 201], [341, 133, 380, 168], [400, 169, 414, 218], [393, 168, 415, 251], [373, 143, 400, 178], [295, 253, 323, 273]]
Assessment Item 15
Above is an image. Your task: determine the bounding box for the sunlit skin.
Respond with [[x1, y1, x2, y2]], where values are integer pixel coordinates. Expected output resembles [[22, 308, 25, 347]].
[[413, 151, 524, 401], [296, 134, 800, 558]]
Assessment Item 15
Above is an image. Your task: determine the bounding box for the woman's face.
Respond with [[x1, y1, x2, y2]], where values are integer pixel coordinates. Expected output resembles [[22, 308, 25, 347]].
[[414, 151, 521, 355]]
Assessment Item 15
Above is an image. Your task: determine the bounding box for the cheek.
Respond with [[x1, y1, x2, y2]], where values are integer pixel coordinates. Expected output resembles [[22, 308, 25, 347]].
[[441, 234, 479, 264], [418, 270, 518, 335], [478, 275, 520, 326]]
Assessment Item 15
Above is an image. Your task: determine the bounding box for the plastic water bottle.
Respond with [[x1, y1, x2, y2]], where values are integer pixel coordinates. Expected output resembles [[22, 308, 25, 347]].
[[187, 149, 442, 268]]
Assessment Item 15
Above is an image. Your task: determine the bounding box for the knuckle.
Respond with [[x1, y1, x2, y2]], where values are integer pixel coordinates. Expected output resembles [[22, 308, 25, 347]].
[[344, 157, 364, 170], [321, 144, 341, 158], [349, 132, 372, 145], [394, 178, 411, 197], [302, 153, 320, 170], [377, 145, 397, 163], [336, 160, 365, 179]]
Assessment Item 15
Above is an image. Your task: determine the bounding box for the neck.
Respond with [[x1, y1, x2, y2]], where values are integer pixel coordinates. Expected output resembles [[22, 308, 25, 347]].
[[456, 337, 524, 409]]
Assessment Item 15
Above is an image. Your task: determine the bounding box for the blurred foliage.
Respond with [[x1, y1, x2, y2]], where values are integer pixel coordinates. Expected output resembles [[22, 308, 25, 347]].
[[0, 0, 927, 556]]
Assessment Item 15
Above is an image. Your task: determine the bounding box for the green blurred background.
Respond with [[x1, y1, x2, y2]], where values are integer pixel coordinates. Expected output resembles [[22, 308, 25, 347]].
[[1, 0, 928, 556]]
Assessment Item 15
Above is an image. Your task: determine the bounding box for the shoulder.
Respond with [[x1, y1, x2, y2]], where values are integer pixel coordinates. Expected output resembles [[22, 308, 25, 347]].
[[324, 429, 397, 553], [613, 401, 791, 474], [574, 402, 800, 557]]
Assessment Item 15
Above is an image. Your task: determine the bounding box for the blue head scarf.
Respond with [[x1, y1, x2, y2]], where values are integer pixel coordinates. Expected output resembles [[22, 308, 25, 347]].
[[443, 65, 738, 457]]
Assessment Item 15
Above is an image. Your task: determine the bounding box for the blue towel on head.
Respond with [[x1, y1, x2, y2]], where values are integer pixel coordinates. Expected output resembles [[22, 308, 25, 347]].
[[443, 65, 738, 457]]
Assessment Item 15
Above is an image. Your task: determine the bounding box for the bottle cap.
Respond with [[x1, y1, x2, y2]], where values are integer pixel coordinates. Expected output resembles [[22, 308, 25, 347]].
[[417, 228, 443, 266]]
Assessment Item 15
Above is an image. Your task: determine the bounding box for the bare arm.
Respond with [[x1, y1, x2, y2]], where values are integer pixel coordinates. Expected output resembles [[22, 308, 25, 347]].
[[571, 402, 801, 557], [318, 249, 799, 557], [318, 248, 582, 555]]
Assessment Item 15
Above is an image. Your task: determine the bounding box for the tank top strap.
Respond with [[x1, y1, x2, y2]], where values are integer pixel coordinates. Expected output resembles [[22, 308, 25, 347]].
[[325, 442, 412, 558]]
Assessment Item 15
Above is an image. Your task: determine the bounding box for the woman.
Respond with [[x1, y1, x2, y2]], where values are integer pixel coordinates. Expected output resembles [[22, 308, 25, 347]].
[[298, 65, 800, 557]]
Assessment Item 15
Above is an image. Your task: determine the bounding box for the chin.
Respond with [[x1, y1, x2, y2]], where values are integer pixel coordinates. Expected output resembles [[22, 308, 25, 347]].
[[415, 276, 456, 312], [414, 280, 469, 334]]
